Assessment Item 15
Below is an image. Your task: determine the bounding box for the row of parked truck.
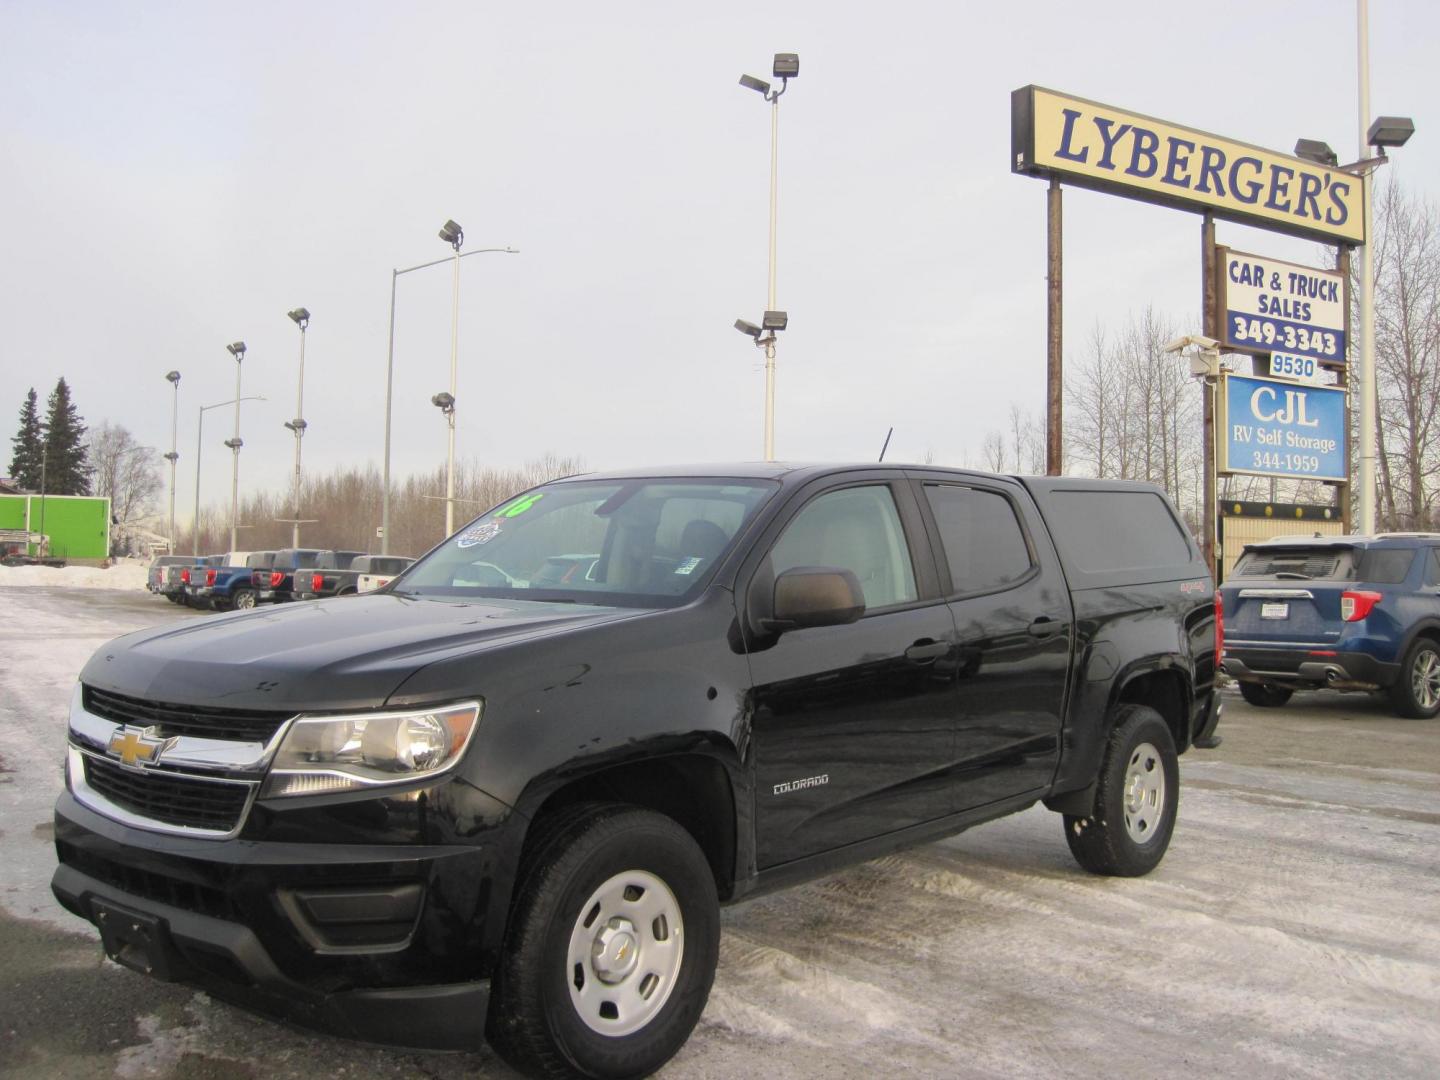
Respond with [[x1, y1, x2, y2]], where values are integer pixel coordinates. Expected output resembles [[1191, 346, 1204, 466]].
[[146, 549, 414, 610]]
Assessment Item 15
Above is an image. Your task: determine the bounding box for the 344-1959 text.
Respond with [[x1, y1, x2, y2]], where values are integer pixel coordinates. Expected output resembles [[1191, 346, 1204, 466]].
[[1247, 451, 1322, 474]]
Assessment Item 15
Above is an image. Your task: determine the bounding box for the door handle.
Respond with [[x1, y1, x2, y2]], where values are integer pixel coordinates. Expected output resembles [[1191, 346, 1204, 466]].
[[905, 640, 950, 662], [1027, 617, 1060, 638]]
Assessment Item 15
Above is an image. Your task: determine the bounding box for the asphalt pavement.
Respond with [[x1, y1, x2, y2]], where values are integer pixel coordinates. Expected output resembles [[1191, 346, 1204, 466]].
[[1, 587, 1437, 1078]]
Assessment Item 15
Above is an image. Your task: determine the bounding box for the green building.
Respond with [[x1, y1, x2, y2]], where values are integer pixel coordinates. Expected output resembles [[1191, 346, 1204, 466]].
[[0, 494, 111, 559]]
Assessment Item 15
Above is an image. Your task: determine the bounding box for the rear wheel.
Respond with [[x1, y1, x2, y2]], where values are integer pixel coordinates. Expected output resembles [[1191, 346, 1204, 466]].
[[232, 588, 256, 610], [1239, 681, 1293, 708], [1389, 637, 1440, 719], [1064, 705, 1179, 877], [488, 806, 719, 1079]]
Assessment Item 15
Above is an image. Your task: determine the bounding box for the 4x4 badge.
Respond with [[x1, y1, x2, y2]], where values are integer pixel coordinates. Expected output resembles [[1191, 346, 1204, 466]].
[[107, 725, 175, 768]]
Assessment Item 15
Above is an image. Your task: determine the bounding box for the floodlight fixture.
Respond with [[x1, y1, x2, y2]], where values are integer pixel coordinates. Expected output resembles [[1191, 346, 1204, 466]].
[[223, 437, 244, 450], [163, 451, 179, 463], [438, 219, 464, 250], [165, 370, 181, 384], [287, 307, 311, 327], [1293, 138, 1338, 167], [1367, 116, 1415, 150], [739, 74, 770, 96], [762, 310, 788, 332], [283, 418, 309, 433], [772, 53, 799, 79], [226, 341, 246, 358], [431, 391, 456, 412], [734, 318, 762, 339]]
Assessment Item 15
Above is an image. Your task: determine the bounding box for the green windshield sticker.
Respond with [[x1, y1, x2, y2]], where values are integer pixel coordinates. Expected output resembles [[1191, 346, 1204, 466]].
[[497, 493, 544, 518]]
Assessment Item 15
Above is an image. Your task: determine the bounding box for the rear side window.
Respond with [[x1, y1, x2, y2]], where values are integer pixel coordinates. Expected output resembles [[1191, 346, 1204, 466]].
[[1358, 548, 1416, 584], [1233, 547, 1357, 580], [924, 485, 1033, 594], [1043, 490, 1191, 573]]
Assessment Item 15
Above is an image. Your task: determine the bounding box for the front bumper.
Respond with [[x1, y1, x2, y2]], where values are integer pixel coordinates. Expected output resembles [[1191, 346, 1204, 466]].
[[51, 793, 496, 1050]]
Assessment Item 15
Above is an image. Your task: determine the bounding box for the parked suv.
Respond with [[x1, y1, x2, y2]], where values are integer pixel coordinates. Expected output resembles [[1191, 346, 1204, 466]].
[[1219, 533, 1440, 717]]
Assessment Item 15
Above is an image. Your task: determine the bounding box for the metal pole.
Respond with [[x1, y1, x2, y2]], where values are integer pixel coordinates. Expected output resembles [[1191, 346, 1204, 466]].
[[291, 320, 307, 549], [446, 246, 460, 537], [1046, 177, 1063, 475], [1201, 213, 1219, 577], [230, 357, 242, 553], [382, 269, 397, 555], [194, 406, 204, 556], [764, 92, 780, 461], [1357, 0, 1377, 534], [1337, 245, 1354, 535], [38, 443, 47, 556], [168, 380, 179, 551]]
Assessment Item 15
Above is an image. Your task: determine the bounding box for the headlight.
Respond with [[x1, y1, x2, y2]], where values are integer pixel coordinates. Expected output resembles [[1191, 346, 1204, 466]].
[[261, 701, 481, 798]]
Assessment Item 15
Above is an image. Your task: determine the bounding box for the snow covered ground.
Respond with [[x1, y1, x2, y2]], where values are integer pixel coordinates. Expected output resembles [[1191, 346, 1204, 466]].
[[2, 586, 1438, 1078], [0, 558, 149, 590]]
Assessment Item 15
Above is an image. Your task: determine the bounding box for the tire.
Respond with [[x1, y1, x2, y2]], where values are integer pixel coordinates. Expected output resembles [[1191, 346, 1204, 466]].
[[1239, 681, 1293, 708], [1063, 705, 1179, 877], [1389, 637, 1440, 719], [231, 588, 256, 610], [488, 806, 719, 1080]]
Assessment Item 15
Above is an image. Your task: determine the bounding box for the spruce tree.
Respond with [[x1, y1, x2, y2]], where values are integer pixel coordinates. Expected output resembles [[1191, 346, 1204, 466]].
[[41, 377, 91, 495], [9, 388, 44, 490]]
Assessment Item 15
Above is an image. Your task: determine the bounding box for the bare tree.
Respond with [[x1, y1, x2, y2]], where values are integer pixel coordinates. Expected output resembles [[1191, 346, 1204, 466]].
[[86, 422, 162, 528]]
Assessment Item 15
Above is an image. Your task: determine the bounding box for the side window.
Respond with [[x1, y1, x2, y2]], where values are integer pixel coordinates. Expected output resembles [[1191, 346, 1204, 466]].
[[924, 485, 1033, 594], [1425, 549, 1440, 588], [770, 485, 918, 610]]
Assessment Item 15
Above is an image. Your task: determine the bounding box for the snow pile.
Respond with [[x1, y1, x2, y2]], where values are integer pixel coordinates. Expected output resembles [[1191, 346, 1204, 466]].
[[0, 560, 149, 590]]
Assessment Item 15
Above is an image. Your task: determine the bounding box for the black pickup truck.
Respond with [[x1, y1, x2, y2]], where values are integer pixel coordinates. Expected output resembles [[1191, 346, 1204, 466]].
[[291, 552, 405, 601], [51, 464, 1218, 1079]]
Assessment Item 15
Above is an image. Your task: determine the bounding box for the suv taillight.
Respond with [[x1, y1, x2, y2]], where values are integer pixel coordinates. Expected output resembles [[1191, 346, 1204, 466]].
[[1215, 594, 1224, 656], [1340, 590, 1382, 622], [270, 571, 285, 588], [312, 573, 325, 592], [206, 568, 217, 586]]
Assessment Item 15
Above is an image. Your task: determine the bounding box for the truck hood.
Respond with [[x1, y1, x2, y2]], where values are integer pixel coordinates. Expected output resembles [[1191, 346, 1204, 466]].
[[80, 593, 646, 712]]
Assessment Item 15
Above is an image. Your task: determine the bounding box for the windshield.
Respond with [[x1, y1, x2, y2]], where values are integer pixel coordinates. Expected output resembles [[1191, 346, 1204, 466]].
[[396, 478, 777, 606]]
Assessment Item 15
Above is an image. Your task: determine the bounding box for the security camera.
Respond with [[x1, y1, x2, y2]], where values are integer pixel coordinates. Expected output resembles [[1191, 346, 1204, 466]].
[[1163, 335, 1219, 354]]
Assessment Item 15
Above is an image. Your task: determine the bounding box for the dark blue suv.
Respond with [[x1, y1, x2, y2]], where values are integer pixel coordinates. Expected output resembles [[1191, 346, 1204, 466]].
[[1219, 534, 1440, 717]]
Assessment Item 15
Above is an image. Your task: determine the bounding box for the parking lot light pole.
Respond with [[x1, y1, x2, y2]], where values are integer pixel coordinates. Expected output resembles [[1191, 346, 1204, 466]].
[[380, 241, 516, 553], [738, 53, 798, 461], [164, 371, 180, 553], [195, 394, 265, 556], [438, 220, 464, 537], [285, 309, 311, 548], [223, 342, 246, 553]]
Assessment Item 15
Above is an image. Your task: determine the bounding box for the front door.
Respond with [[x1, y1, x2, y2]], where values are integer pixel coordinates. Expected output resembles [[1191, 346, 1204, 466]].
[[747, 481, 961, 869]]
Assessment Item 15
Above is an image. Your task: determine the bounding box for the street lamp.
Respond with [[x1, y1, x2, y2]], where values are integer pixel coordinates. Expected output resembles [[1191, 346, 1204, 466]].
[[380, 238, 517, 552], [439, 220, 464, 537], [223, 341, 246, 552], [164, 370, 180, 553], [737, 52, 798, 460], [284, 308, 311, 548], [194, 395, 265, 555], [431, 391, 457, 534]]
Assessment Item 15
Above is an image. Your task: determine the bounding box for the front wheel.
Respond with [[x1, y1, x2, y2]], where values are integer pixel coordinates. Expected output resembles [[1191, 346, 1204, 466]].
[[231, 588, 256, 610], [1239, 681, 1293, 708], [1064, 705, 1179, 877], [489, 806, 719, 1080], [1389, 638, 1440, 719]]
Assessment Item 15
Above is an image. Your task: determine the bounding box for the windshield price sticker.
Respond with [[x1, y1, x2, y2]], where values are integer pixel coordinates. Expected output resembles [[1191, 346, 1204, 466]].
[[1219, 373, 1347, 482], [1219, 249, 1347, 365]]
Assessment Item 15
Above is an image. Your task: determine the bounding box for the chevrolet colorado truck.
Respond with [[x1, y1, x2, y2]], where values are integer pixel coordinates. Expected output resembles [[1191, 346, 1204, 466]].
[[52, 464, 1219, 1079]]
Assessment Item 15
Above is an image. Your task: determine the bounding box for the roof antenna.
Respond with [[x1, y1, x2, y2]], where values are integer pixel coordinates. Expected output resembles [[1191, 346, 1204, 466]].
[[878, 427, 893, 462]]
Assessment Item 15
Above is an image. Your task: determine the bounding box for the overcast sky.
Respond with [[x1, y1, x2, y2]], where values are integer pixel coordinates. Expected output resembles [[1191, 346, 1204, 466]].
[[2, 0, 1435, 517]]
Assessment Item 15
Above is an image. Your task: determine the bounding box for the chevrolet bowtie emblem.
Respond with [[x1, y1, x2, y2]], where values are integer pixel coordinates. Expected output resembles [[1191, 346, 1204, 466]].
[[107, 725, 175, 768]]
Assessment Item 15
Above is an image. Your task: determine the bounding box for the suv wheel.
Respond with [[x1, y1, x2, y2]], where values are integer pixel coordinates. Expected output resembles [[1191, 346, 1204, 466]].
[[1239, 681, 1293, 708], [232, 588, 256, 610], [1063, 705, 1179, 877], [489, 806, 719, 1079], [1389, 637, 1440, 719]]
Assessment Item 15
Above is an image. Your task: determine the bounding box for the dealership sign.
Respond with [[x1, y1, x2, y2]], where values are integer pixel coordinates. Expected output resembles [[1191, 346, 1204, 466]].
[[1218, 248, 1347, 366], [1219, 373, 1346, 481], [1011, 86, 1365, 244]]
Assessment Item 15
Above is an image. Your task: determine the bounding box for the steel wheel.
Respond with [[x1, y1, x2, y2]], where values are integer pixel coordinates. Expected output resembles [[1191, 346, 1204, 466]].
[[566, 869, 684, 1037], [1122, 742, 1166, 844]]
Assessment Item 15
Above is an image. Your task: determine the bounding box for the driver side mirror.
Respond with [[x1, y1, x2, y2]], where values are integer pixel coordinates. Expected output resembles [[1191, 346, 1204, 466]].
[[764, 566, 866, 632]]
